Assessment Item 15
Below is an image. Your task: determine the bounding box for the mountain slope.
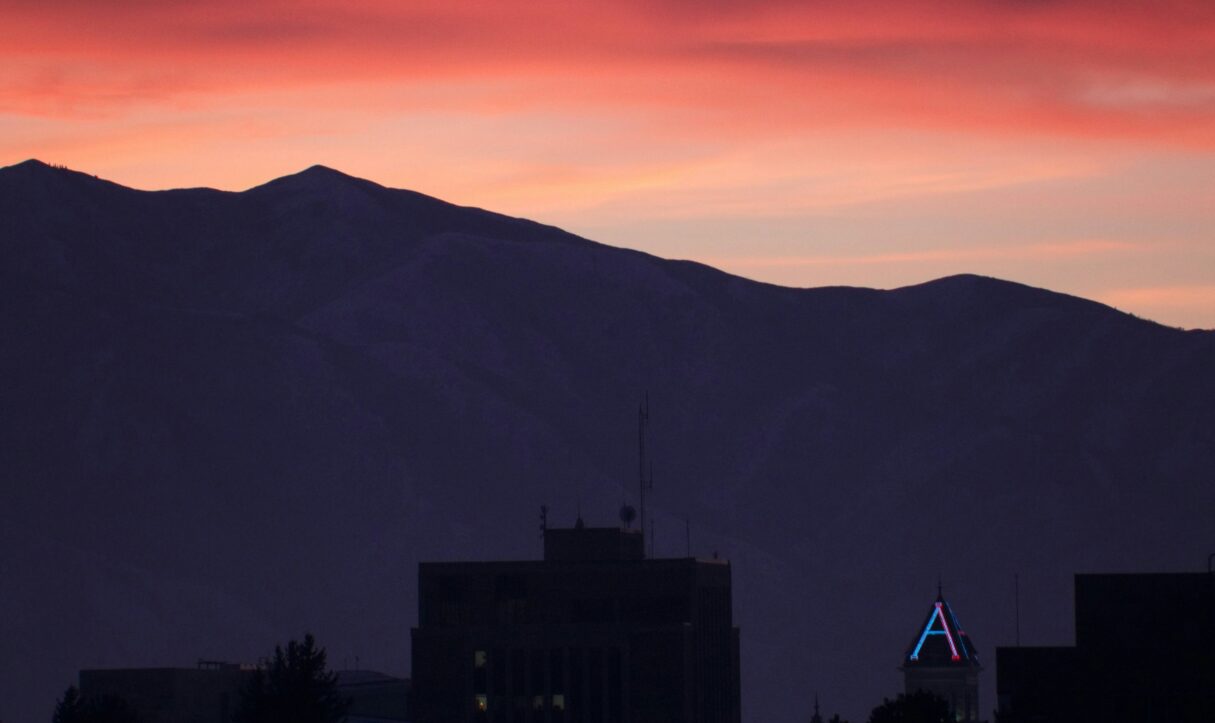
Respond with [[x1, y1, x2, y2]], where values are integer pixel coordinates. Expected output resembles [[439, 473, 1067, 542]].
[[2, 160, 1212, 723]]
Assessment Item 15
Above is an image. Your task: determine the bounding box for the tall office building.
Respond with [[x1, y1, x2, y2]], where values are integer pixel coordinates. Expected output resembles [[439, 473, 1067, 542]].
[[410, 521, 741, 723]]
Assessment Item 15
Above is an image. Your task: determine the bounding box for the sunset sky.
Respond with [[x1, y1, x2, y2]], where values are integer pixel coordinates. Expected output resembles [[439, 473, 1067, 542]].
[[3, 0, 1213, 327]]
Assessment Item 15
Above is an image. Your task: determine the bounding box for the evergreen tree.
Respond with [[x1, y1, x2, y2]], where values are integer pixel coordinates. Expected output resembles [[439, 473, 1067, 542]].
[[52, 686, 84, 723], [234, 633, 350, 723], [867, 690, 950, 723], [811, 694, 824, 723], [810, 694, 850, 723]]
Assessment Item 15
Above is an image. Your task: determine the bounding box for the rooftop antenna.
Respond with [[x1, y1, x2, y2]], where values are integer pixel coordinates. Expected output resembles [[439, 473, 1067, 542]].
[[1014, 573, 1021, 646], [648, 461, 655, 557], [539, 505, 548, 538], [638, 392, 653, 557], [619, 504, 636, 529]]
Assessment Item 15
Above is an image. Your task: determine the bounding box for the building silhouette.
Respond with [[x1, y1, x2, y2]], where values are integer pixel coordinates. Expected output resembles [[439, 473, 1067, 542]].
[[900, 590, 981, 723], [997, 572, 1215, 723], [410, 520, 740, 723]]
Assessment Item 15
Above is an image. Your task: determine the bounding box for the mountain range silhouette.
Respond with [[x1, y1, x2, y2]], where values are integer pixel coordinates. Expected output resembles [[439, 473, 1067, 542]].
[[2, 159, 1212, 723]]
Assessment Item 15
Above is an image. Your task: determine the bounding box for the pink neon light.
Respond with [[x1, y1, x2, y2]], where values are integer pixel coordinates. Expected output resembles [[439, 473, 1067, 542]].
[[936, 603, 961, 660]]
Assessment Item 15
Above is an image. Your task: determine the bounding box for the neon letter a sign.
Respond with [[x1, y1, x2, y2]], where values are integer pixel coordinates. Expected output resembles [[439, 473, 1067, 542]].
[[909, 602, 960, 661]]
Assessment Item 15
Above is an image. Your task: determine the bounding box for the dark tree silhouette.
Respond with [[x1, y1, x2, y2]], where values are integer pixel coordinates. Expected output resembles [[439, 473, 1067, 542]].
[[234, 633, 350, 723], [809, 694, 850, 723], [52, 686, 139, 723], [52, 686, 83, 723], [867, 690, 950, 723]]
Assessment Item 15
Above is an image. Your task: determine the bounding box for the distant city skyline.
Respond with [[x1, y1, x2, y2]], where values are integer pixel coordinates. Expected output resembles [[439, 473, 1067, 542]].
[[3, 0, 1213, 328]]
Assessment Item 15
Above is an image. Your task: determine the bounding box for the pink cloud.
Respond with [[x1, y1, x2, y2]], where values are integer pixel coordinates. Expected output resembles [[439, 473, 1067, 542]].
[[0, 0, 1211, 146]]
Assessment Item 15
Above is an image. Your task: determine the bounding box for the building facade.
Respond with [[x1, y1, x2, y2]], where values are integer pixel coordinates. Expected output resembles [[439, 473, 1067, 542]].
[[410, 523, 740, 723], [901, 592, 981, 723], [337, 670, 411, 722], [996, 572, 1215, 723]]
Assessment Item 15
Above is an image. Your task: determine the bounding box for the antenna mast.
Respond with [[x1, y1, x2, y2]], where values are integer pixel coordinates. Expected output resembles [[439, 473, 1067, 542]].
[[1015, 573, 1021, 646], [638, 393, 653, 557]]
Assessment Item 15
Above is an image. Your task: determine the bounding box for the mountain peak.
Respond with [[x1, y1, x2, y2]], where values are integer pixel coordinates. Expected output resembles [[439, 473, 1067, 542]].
[[0, 159, 121, 193], [10, 158, 52, 170], [909, 273, 1014, 290], [2, 158, 63, 176], [297, 164, 347, 178], [894, 271, 1121, 318], [248, 163, 379, 194]]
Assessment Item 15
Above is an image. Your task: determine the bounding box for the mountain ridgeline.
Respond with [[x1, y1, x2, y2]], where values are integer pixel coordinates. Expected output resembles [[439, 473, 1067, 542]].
[[2, 159, 1212, 723]]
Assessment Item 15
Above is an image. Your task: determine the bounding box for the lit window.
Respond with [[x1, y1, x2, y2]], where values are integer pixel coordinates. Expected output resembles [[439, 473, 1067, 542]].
[[533, 695, 545, 710], [475, 694, 488, 712], [552, 694, 566, 710], [474, 650, 487, 668]]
